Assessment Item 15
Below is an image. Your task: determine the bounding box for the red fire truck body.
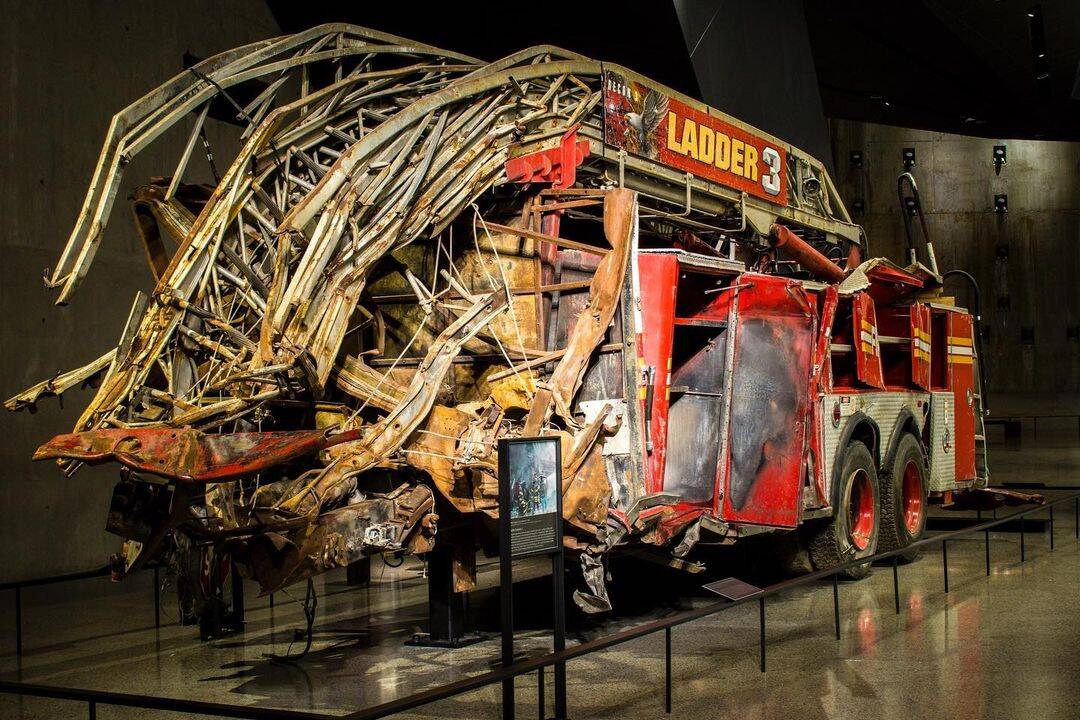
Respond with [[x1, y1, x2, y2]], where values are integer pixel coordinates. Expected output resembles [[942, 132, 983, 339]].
[[627, 250, 984, 566], [579, 64, 991, 575]]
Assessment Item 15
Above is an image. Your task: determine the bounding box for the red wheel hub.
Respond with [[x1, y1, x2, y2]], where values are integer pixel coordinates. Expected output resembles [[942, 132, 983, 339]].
[[902, 460, 924, 535], [847, 469, 875, 551]]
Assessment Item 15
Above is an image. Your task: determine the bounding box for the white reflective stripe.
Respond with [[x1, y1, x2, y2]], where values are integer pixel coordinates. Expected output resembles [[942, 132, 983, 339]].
[[948, 345, 973, 356], [914, 338, 931, 353], [860, 330, 877, 345]]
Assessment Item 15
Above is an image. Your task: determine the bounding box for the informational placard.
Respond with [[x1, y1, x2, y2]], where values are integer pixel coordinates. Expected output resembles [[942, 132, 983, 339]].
[[498, 436, 562, 558]]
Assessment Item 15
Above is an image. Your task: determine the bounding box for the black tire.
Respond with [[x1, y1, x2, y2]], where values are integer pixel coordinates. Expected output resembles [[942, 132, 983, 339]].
[[806, 441, 880, 580], [877, 432, 928, 562]]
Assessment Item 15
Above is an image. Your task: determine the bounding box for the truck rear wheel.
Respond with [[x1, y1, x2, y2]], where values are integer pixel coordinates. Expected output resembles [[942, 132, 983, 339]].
[[807, 441, 879, 580], [878, 432, 928, 562]]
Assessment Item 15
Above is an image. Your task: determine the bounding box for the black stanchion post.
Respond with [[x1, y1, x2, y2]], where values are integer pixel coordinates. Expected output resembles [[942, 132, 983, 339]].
[[15, 586, 22, 657], [88, 700, 95, 720], [665, 626, 672, 714], [758, 596, 766, 673], [552, 551, 567, 720], [942, 540, 949, 594], [892, 556, 900, 615], [832, 573, 840, 641], [153, 566, 161, 629], [1049, 505, 1054, 550], [500, 529, 514, 720], [537, 667, 544, 720], [230, 561, 245, 630], [1075, 497, 1078, 539], [984, 529, 991, 576], [1020, 515, 1025, 563]]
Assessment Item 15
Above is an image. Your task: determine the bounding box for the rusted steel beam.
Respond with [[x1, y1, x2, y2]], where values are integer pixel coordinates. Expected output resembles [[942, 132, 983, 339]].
[[524, 188, 635, 432], [4, 350, 116, 412], [474, 219, 608, 256], [365, 279, 593, 304], [34, 427, 364, 483]]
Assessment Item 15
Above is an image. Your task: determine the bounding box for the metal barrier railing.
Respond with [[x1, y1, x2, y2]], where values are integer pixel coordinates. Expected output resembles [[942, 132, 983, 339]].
[[1, 490, 1078, 720], [0, 562, 165, 658]]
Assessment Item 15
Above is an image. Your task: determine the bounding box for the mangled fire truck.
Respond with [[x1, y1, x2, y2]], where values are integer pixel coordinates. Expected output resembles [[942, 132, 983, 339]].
[[7, 25, 991, 624]]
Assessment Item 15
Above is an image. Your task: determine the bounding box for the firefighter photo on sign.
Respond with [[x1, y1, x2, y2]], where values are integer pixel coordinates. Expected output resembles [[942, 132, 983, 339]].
[[500, 437, 562, 558], [507, 440, 558, 519]]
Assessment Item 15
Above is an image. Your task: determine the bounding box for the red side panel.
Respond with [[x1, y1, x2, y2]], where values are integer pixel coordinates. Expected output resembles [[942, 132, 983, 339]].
[[635, 253, 679, 494], [809, 287, 838, 506], [719, 275, 814, 527], [910, 303, 932, 390], [948, 312, 977, 481], [852, 292, 885, 389]]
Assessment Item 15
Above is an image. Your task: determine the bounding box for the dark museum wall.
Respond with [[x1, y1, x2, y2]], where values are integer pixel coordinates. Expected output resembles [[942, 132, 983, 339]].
[[0, 1, 281, 582], [830, 120, 1080, 406]]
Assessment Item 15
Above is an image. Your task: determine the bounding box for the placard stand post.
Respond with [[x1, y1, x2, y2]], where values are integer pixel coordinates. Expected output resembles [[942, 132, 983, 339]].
[[498, 437, 566, 720]]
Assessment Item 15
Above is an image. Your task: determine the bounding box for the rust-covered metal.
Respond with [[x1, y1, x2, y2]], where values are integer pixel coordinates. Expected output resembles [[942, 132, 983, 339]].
[[10, 25, 984, 619], [33, 426, 363, 483]]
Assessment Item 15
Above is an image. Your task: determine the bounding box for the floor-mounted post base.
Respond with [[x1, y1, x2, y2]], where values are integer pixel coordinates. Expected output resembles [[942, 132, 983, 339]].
[[406, 530, 482, 649]]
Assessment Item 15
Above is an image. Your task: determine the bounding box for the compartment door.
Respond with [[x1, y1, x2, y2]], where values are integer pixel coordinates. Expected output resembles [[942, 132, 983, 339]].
[[852, 292, 885, 389], [663, 326, 728, 505], [910, 302, 932, 390], [948, 313, 977, 481], [719, 276, 814, 527]]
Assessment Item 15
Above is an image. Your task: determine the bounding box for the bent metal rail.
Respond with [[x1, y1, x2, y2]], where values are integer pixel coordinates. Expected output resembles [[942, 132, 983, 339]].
[[1, 491, 1078, 720]]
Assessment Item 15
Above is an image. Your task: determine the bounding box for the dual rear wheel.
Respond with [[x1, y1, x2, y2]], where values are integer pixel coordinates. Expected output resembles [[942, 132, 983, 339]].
[[806, 433, 927, 579], [878, 433, 929, 562]]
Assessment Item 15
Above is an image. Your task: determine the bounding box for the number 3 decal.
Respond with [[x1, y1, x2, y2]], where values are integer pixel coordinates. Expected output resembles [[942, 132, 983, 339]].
[[761, 147, 781, 196]]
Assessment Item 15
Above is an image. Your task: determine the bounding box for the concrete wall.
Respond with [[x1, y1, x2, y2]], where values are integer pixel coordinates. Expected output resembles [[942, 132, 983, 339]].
[[829, 120, 1080, 403], [0, 1, 279, 582]]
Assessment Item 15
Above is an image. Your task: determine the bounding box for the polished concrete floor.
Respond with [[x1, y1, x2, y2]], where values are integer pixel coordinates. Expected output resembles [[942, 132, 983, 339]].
[[1, 420, 1078, 720]]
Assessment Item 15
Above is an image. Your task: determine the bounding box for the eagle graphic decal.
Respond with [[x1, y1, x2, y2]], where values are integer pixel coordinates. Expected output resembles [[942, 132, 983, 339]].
[[603, 72, 668, 160]]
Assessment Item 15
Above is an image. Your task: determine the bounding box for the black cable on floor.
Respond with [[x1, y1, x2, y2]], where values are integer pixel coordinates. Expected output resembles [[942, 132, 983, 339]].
[[265, 578, 317, 662]]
